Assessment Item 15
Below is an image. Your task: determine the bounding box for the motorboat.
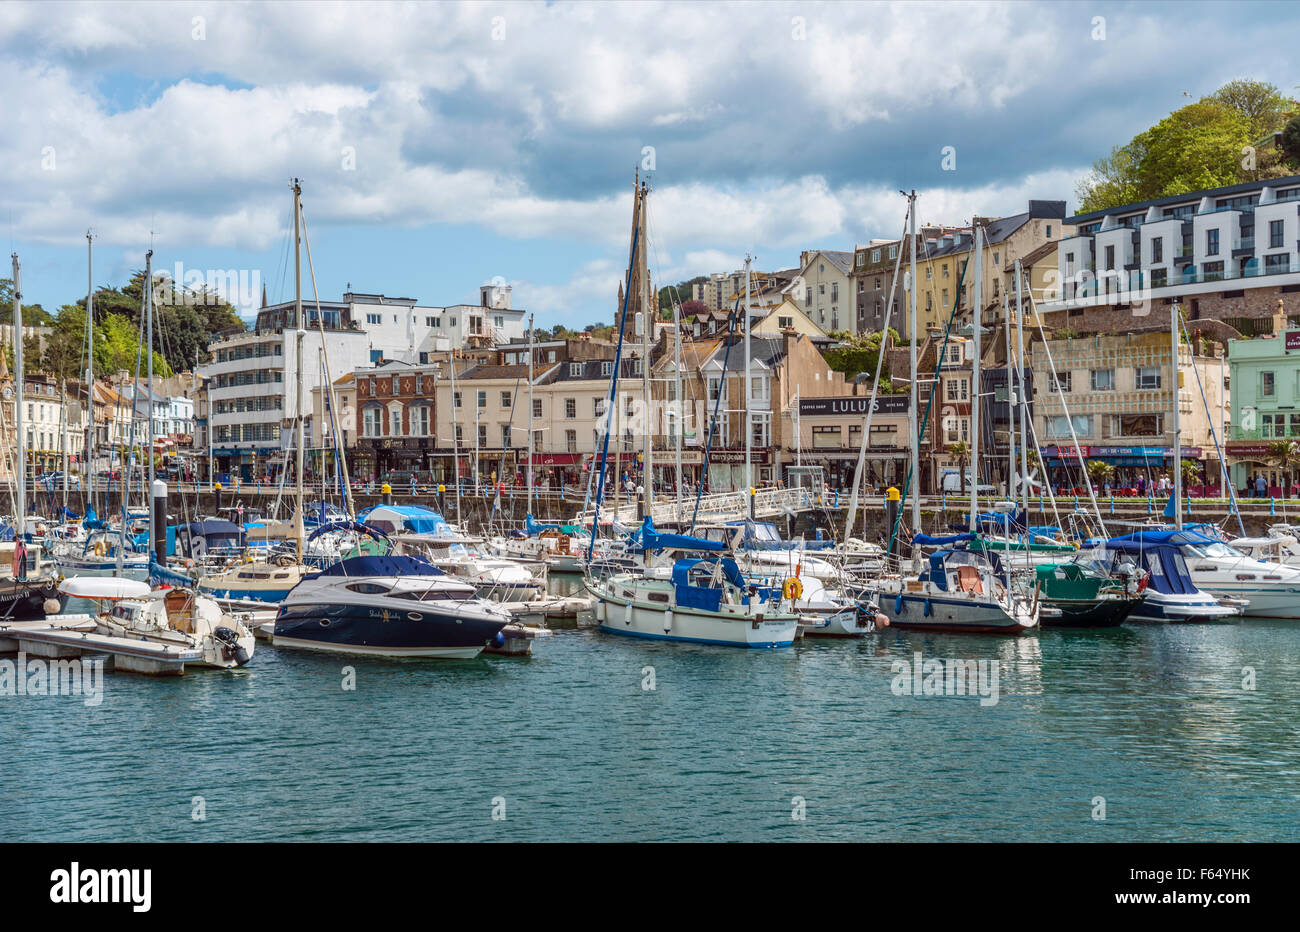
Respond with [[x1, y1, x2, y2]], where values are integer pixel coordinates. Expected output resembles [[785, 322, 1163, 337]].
[[60, 576, 255, 669], [1082, 535, 1240, 623], [1111, 529, 1300, 619], [1033, 561, 1146, 627], [274, 552, 513, 658]]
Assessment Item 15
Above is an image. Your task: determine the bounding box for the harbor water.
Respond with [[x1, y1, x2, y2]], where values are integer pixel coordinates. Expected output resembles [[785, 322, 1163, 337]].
[[5, 575, 1298, 842]]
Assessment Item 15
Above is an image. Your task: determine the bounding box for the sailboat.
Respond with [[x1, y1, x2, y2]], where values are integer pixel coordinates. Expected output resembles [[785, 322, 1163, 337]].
[[196, 179, 317, 605], [870, 206, 1039, 633], [2, 252, 66, 620]]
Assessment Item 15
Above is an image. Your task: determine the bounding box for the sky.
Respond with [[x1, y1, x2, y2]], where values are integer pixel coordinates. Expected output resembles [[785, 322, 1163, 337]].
[[2, 0, 1297, 329]]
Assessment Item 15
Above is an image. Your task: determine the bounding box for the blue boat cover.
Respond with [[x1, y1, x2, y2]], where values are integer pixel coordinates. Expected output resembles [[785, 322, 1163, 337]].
[[913, 532, 977, 546], [634, 516, 727, 553], [525, 513, 562, 535], [307, 554, 445, 578], [1104, 532, 1204, 595]]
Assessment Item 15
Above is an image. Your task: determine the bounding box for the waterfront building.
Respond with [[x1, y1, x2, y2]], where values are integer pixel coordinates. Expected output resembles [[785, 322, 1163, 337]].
[[1029, 330, 1228, 491], [4, 374, 88, 476], [1039, 175, 1300, 339], [795, 249, 856, 335], [1225, 301, 1300, 493], [202, 284, 527, 481], [791, 388, 911, 492], [309, 372, 356, 481], [902, 200, 1067, 340]]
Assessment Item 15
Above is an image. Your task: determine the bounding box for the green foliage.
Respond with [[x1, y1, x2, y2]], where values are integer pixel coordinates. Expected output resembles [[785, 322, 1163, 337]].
[[823, 328, 900, 383], [1087, 459, 1115, 484], [1281, 115, 1300, 164], [0, 278, 54, 325], [1076, 80, 1298, 213], [658, 277, 707, 313]]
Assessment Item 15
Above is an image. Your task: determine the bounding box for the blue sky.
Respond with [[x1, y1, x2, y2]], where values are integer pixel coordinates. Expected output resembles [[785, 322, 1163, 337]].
[[2, 0, 1297, 328]]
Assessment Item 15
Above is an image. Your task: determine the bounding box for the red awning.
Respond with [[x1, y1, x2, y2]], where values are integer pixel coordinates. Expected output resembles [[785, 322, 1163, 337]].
[[527, 453, 580, 466]]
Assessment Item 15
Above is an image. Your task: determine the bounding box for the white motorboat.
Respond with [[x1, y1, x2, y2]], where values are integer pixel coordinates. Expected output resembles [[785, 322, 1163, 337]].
[[60, 577, 256, 669], [1083, 535, 1240, 623], [1111, 530, 1300, 619]]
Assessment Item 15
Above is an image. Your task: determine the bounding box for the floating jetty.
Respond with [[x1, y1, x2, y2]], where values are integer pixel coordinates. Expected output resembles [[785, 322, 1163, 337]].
[[501, 595, 595, 629], [1, 615, 205, 676]]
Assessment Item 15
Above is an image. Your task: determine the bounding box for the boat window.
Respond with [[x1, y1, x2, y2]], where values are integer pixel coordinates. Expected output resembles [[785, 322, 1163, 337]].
[[1184, 541, 1244, 560], [274, 573, 290, 580], [392, 589, 460, 601], [346, 582, 391, 594], [647, 592, 669, 603]]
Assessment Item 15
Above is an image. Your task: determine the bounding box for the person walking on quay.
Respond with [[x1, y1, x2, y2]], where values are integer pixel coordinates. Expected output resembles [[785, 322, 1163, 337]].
[[1256, 472, 1268, 498]]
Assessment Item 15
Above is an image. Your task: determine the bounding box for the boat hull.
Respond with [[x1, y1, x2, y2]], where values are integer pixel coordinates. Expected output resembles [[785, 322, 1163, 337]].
[[1040, 596, 1140, 628], [0, 578, 66, 620], [594, 591, 798, 648], [875, 591, 1034, 634], [273, 602, 508, 658]]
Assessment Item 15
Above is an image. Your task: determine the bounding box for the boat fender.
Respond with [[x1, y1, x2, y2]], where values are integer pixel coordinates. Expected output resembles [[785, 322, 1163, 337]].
[[924, 599, 933, 617], [44, 598, 61, 614], [492, 631, 506, 648], [664, 608, 673, 633], [894, 594, 905, 615], [93, 540, 106, 558], [624, 601, 632, 626], [782, 577, 803, 601]]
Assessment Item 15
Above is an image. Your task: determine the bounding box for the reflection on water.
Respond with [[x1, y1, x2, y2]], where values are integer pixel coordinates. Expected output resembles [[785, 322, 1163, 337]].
[[7, 572, 1298, 841]]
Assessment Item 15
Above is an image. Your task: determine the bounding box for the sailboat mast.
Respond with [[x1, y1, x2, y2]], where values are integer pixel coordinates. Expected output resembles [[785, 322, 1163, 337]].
[[85, 232, 94, 509], [969, 222, 982, 532], [1172, 302, 1182, 529], [641, 185, 653, 519], [908, 192, 920, 534], [526, 312, 534, 517], [448, 345, 461, 525], [674, 287, 682, 519], [12, 254, 25, 552], [145, 248, 155, 562], [1014, 258, 1029, 516], [743, 255, 752, 498], [1004, 289, 1014, 500], [293, 180, 305, 560]]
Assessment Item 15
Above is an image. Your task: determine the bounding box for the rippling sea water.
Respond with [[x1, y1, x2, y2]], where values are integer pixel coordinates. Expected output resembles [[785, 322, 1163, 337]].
[[5, 577, 1299, 842]]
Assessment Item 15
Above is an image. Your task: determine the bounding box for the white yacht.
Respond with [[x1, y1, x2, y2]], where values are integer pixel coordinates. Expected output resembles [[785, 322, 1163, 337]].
[[1111, 530, 1300, 619]]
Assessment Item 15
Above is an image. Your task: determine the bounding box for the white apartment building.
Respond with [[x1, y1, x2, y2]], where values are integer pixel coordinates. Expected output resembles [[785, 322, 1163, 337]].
[[1044, 175, 1300, 337], [201, 284, 527, 480]]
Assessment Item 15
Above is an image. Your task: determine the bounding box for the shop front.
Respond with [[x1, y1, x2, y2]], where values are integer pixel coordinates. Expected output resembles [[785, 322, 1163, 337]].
[[1224, 442, 1284, 496], [704, 450, 770, 492], [1042, 445, 1215, 496], [525, 452, 583, 494]]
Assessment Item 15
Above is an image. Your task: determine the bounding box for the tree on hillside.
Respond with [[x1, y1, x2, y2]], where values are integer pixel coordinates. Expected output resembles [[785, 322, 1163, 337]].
[[81, 269, 242, 374], [0, 278, 54, 325], [1077, 79, 1298, 213], [1281, 115, 1300, 165]]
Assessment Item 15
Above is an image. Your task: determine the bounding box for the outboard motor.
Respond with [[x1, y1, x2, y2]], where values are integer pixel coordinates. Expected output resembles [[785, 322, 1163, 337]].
[[212, 626, 251, 666]]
